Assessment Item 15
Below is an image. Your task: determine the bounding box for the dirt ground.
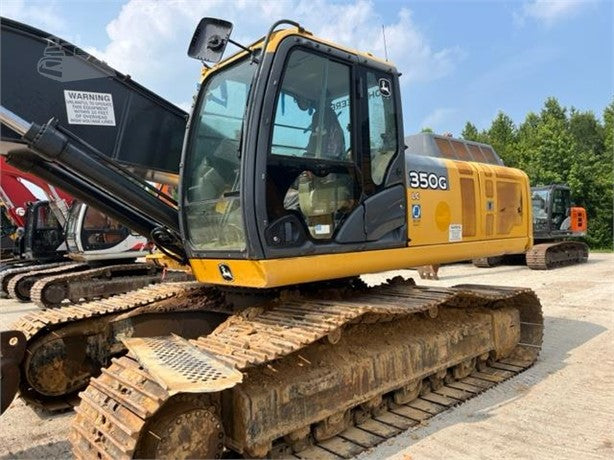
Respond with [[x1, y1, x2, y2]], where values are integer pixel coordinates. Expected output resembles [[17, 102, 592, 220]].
[[1, 254, 613, 459]]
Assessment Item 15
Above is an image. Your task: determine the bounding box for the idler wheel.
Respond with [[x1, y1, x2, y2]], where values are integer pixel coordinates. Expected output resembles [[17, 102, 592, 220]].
[[135, 394, 224, 459], [24, 336, 96, 397], [14, 278, 34, 301], [41, 283, 68, 307]]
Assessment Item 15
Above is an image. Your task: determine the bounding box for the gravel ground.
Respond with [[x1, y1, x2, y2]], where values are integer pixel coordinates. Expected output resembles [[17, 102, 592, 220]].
[[1, 253, 613, 459]]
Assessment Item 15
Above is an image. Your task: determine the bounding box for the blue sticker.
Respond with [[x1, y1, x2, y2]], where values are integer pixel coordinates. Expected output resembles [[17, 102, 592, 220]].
[[412, 204, 421, 219]]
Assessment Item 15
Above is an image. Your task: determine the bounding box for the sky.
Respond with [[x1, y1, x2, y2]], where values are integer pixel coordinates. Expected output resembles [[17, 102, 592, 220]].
[[2, 0, 612, 137]]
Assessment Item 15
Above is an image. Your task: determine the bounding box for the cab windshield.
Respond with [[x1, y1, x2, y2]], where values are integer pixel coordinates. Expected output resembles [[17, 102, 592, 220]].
[[531, 189, 549, 232], [184, 57, 256, 251]]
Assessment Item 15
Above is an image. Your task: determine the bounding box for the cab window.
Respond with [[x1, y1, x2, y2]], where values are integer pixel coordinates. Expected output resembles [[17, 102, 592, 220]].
[[366, 71, 398, 185], [271, 50, 352, 161], [81, 207, 128, 249], [36, 206, 60, 229], [268, 49, 358, 240]]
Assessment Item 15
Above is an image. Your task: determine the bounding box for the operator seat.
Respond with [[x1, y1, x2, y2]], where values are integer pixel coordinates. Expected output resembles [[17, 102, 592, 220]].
[[297, 104, 353, 239]]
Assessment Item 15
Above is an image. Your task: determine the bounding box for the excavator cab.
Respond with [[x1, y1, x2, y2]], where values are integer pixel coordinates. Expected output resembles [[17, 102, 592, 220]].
[[531, 184, 586, 240], [20, 200, 66, 261], [64, 201, 150, 261], [1, 205, 17, 257], [183, 20, 407, 286]]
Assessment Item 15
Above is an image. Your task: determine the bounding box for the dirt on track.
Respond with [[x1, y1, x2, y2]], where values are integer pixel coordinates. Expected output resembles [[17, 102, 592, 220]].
[[1, 254, 613, 459]]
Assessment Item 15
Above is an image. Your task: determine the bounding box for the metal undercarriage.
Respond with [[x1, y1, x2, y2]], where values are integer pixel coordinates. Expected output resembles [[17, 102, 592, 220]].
[[61, 278, 543, 459], [0, 277, 543, 458], [473, 240, 589, 270], [525, 241, 589, 270], [0, 282, 227, 413], [1, 261, 192, 308]]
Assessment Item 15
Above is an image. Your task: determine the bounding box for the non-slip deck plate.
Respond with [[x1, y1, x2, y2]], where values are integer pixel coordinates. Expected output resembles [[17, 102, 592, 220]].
[[123, 335, 242, 394]]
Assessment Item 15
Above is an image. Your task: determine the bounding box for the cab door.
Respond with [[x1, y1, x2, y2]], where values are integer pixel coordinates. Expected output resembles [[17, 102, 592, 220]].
[[24, 201, 66, 259], [255, 40, 406, 259]]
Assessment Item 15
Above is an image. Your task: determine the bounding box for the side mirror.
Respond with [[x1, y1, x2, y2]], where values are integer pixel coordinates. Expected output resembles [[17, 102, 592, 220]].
[[188, 17, 233, 63]]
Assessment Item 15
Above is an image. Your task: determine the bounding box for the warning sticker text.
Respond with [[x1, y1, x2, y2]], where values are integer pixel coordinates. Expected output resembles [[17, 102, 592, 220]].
[[449, 224, 463, 242], [64, 90, 115, 126]]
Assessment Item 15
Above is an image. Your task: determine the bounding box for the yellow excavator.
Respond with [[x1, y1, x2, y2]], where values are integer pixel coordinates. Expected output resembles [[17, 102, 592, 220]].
[[4, 18, 543, 459]]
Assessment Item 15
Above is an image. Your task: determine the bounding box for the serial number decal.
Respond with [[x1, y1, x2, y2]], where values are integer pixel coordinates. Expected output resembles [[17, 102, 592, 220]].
[[408, 170, 448, 190]]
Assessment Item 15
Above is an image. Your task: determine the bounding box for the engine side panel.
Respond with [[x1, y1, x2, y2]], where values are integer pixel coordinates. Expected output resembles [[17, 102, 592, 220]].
[[405, 155, 532, 247]]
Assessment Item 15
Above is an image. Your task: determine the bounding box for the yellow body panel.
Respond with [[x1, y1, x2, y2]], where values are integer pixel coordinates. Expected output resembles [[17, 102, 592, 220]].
[[189, 236, 529, 288], [146, 252, 190, 271], [408, 159, 532, 246]]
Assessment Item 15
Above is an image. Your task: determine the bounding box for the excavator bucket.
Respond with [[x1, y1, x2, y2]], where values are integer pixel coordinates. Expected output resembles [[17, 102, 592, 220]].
[[0, 17, 187, 179]]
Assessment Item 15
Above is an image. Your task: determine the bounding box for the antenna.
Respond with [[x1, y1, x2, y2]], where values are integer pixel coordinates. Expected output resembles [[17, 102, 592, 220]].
[[381, 24, 388, 61]]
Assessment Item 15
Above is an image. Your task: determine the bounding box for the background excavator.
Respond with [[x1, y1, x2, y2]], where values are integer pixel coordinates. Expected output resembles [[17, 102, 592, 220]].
[[0, 157, 184, 308], [526, 184, 588, 268], [0, 19, 192, 308], [0, 17, 543, 460], [1, 156, 73, 268], [473, 183, 588, 269]]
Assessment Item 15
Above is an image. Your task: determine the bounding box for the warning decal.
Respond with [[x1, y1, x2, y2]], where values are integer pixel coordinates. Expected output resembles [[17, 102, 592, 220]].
[[64, 90, 115, 126], [449, 224, 462, 242]]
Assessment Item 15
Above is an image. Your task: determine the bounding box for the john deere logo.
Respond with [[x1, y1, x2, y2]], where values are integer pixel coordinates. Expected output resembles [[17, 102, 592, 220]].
[[219, 264, 233, 282], [37, 38, 110, 82], [378, 78, 392, 98]]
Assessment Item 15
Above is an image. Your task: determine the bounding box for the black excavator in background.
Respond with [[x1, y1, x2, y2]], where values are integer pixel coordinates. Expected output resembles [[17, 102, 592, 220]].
[[474, 184, 588, 269], [1, 156, 72, 268]]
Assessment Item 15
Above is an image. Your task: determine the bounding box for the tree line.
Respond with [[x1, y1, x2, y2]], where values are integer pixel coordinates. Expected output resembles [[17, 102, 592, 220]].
[[458, 97, 613, 249]]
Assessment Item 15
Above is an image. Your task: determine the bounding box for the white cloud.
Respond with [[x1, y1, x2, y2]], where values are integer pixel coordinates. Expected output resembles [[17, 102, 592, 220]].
[[420, 108, 458, 133], [1, 0, 65, 34], [516, 0, 594, 27], [82, 0, 460, 106]]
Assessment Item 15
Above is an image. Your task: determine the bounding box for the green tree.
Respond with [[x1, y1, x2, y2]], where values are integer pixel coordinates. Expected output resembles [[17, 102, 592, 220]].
[[420, 127, 433, 133], [569, 109, 604, 156], [516, 112, 541, 175], [532, 109, 574, 184], [461, 122, 479, 141], [487, 112, 518, 166], [472, 96, 613, 248], [541, 97, 567, 122]]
